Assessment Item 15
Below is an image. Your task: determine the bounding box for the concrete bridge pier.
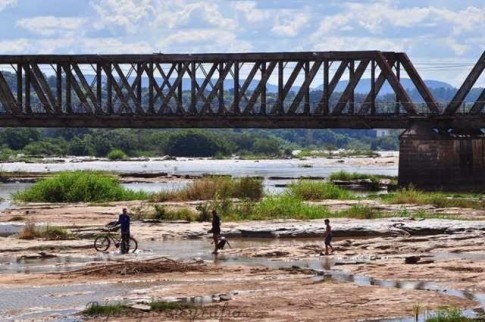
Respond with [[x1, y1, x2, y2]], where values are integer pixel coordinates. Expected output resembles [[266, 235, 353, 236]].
[[398, 123, 485, 191]]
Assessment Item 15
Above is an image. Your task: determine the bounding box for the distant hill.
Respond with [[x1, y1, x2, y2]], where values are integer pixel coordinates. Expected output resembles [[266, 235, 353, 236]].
[[315, 78, 455, 95], [82, 75, 453, 96]]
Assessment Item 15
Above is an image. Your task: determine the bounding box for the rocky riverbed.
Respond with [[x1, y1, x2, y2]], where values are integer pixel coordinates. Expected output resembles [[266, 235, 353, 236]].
[[0, 201, 484, 321]]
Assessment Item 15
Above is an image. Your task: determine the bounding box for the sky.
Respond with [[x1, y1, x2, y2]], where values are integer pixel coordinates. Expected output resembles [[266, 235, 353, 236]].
[[0, 0, 484, 87]]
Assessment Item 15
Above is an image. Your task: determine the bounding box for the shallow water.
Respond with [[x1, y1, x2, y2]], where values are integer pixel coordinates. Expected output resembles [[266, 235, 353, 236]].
[[1, 157, 398, 178], [0, 238, 483, 321]]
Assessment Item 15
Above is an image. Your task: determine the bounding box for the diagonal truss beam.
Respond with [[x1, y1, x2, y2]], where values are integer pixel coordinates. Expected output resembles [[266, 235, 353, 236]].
[[470, 88, 485, 114], [332, 59, 370, 115], [375, 52, 416, 114], [288, 61, 322, 114], [397, 53, 440, 114], [445, 52, 485, 115], [0, 71, 20, 113]]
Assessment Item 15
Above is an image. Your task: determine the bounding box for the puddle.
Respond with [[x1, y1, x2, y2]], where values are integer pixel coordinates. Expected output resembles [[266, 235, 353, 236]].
[[1, 238, 484, 321]]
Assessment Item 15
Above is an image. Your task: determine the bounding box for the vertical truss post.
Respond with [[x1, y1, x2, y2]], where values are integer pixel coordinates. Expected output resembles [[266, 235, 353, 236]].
[[370, 60, 376, 115], [261, 62, 266, 114], [349, 60, 355, 114], [233, 62, 239, 114], [323, 60, 329, 115], [136, 63, 142, 113], [190, 62, 197, 113], [218, 62, 224, 113], [106, 63, 112, 114], [304, 61, 310, 114], [97, 64, 102, 113], [65, 64, 72, 113], [277, 61, 284, 114], [56, 64, 62, 112], [24, 64, 31, 113], [395, 61, 401, 115], [177, 62, 183, 114], [148, 62, 154, 114], [17, 63, 22, 111]]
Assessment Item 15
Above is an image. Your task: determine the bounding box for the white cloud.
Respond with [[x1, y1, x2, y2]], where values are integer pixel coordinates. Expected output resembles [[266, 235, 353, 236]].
[[16, 16, 87, 37], [150, 2, 237, 31], [0, 0, 16, 11], [159, 29, 252, 52], [80, 38, 154, 54], [271, 11, 310, 37], [311, 36, 407, 52], [231, 1, 271, 24], [0, 39, 29, 54], [90, 0, 154, 33]]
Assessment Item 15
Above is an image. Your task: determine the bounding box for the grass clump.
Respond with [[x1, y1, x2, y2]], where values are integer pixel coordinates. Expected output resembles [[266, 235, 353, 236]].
[[8, 215, 25, 221], [82, 302, 129, 316], [107, 149, 126, 160], [425, 306, 474, 321], [384, 186, 483, 209], [18, 220, 75, 240], [150, 300, 195, 312], [288, 180, 355, 200], [18, 219, 36, 239], [196, 195, 329, 221], [329, 170, 397, 186], [151, 176, 263, 202], [151, 205, 197, 222], [335, 204, 382, 219], [238, 195, 330, 220], [13, 170, 149, 203]]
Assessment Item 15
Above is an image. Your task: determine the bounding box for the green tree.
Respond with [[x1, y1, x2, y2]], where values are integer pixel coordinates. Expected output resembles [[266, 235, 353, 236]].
[[0, 128, 41, 150], [166, 130, 230, 157], [252, 137, 281, 155]]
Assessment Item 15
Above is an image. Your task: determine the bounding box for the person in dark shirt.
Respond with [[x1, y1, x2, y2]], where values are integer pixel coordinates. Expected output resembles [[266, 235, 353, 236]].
[[116, 208, 131, 254], [321, 219, 334, 256], [211, 210, 221, 254]]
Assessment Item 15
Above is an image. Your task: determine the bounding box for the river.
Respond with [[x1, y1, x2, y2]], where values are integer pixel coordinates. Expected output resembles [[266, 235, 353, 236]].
[[0, 153, 398, 202]]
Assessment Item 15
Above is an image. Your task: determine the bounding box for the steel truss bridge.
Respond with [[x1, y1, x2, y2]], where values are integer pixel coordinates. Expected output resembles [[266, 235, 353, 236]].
[[0, 51, 484, 129]]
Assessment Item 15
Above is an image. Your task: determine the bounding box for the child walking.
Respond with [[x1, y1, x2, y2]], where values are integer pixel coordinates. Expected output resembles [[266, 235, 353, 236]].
[[321, 219, 334, 255]]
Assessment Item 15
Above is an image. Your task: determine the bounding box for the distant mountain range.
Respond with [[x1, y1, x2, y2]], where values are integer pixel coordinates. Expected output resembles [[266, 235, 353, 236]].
[[84, 75, 456, 96], [320, 78, 455, 95]]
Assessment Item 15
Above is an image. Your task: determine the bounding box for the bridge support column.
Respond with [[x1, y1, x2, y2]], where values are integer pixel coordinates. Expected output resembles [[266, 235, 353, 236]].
[[398, 123, 485, 191]]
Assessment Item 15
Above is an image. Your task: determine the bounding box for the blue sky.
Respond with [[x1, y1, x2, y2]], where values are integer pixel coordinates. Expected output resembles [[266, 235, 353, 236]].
[[0, 0, 484, 86]]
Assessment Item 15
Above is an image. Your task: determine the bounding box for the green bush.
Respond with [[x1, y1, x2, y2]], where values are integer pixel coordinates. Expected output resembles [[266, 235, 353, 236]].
[[13, 171, 148, 203], [107, 149, 126, 160], [288, 180, 355, 200]]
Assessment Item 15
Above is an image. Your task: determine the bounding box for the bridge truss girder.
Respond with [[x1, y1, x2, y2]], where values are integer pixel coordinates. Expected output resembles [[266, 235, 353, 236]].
[[0, 51, 482, 128]]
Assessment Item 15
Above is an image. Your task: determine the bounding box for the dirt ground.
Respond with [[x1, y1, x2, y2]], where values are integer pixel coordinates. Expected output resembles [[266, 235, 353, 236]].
[[0, 201, 484, 321]]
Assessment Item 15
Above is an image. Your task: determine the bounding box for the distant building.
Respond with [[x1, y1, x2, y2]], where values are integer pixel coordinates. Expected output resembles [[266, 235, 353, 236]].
[[375, 129, 391, 137]]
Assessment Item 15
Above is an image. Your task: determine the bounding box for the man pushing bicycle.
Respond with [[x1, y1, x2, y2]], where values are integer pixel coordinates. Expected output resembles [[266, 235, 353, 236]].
[[114, 208, 131, 254]]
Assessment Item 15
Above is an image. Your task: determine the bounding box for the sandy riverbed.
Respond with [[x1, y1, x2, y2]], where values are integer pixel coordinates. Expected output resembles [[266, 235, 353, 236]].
[[0, 200, 484, 321]]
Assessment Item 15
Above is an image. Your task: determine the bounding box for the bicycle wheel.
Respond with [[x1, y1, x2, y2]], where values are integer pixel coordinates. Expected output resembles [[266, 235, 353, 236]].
[[128, 237, 138, 253], [94, 236, 111, 251]]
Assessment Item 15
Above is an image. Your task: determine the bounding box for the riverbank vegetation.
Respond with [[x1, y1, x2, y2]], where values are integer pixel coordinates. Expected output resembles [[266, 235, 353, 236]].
[[18, 220, 74, 240], [383, 187, 484, 209], [150, 176, 263, 202], [10, 170, 483, 221], [288, 180, 355, 200], [329, 170, 396, 184], [0, 127, 400, 160], [13, 171, 148, 203]]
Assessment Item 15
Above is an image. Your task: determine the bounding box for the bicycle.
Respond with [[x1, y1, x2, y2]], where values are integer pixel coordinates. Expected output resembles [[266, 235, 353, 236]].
[[94, 223, 138, 253]]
